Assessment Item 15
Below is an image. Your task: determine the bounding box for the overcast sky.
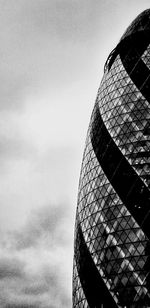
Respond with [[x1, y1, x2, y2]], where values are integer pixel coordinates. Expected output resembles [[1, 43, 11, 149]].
[[0, 1, 149, 307]]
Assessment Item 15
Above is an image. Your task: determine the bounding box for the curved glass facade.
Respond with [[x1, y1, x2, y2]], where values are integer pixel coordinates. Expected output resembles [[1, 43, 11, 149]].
[[73, 9, 150, 308]]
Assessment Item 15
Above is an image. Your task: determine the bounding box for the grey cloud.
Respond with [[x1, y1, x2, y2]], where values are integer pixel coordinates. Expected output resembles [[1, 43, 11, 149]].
[[1, 0, 101, 42], [0, 137, 36, 160], [0, 0, 102, 111], [22, 267, 58, 296], [4, 303, 38, 308], [0, 203, 72, 307], [0, 257, 25, 279], [13, 203, 71, 250], [0, 74, 29, 111], [0, 265, 71, 308], [23, 283, 49, 296], [15, 0, 101, 41]]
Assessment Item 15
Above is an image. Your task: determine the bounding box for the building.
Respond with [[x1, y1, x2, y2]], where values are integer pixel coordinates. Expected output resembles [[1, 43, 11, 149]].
[[73, 9, 150, 308]]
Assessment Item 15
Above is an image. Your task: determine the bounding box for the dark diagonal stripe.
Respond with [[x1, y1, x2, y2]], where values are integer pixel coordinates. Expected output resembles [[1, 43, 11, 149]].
[[120, 33, 150, 103], [90, 103, 150, 239], [75, 223, 118, 308]]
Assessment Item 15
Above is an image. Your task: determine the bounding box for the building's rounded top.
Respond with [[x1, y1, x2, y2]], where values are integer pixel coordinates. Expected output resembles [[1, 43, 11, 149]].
[[121, 9, 150, 41], [105, 9, 150, 72]]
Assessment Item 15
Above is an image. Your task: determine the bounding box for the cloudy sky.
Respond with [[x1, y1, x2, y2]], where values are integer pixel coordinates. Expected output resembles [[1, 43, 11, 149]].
[[0, 1, 149, 307]]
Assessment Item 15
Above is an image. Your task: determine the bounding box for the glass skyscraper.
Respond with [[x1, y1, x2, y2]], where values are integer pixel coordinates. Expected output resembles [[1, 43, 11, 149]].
[[73, 9, 150, 308]]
